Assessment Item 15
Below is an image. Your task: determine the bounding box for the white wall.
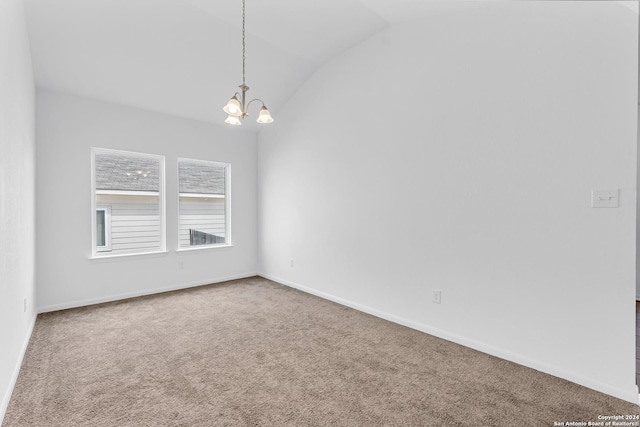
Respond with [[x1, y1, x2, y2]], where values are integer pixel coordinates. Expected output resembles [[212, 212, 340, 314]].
[[36, 90, 258, 311], [258, 1, 638, 403], [0, 0, 36, 421]]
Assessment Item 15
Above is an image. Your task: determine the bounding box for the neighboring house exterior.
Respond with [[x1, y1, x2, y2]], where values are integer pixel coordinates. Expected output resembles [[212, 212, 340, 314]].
[[177, 161, 226, 248], [95, 154, 225, 254], [95, 154, 162, 254]]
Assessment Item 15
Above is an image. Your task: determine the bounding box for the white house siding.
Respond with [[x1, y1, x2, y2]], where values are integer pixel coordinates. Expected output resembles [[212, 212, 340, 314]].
[[179, 196, 225, 248], [96, 194, 161, 253]]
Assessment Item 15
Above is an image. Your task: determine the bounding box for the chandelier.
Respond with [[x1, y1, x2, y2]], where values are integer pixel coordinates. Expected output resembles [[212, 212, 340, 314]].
[[223, 0, 273, 126]]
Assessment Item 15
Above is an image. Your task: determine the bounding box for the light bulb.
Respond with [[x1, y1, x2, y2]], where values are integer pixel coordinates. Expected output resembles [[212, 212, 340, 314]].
[[256, 106, 274, 124], [225, 115, 242, 126], [223, 96, 242, 117]]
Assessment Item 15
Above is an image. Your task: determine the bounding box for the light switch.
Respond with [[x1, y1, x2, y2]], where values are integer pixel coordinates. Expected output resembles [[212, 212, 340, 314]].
[[591, 189, 619, 208]]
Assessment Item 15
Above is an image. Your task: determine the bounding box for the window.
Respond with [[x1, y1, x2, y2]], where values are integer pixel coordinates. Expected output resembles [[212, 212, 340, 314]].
[[95, 205, 111, 252], [91, 148, 165, 257], [178, 159, 230, 249]]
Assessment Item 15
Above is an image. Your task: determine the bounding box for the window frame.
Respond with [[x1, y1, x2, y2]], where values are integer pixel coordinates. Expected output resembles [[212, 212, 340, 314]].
[[90, 147, 166, 258], [177, 158, 232, 251], [95, 205, 112, 252]]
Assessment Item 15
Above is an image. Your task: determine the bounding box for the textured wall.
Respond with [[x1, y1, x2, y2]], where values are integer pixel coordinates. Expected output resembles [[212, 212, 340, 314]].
[[36, 91, 258, 311], [258, 2, 638, 402], [0, 0, 36, 421]]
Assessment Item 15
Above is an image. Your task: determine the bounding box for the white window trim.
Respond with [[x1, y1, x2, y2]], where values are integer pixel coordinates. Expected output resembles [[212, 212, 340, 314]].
[[178, 193, 225, 199], [90, 147, 166, 259], [177, 158, 231, 251], [97, 190, 159, 197], [95, 205, 112, 252]]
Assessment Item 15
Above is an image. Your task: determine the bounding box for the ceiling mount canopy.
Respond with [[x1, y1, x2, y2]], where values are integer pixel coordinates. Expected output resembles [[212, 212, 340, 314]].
[[223, 0, 273, 126]]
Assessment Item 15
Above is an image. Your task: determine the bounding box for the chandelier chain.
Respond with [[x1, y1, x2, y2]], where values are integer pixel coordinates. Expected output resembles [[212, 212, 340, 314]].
[[223, 0, 273, 125], [242, 0, 246, 86]]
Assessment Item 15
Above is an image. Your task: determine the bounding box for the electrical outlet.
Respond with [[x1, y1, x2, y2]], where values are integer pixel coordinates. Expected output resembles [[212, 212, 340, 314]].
[[178, 261, 184, 270], [432, 290, 442, 304], [290, 258, 294, 268], [23, 298, 27, 312]]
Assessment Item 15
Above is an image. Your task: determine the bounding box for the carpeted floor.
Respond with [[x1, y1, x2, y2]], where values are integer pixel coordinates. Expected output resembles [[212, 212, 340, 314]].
[[3, 276, 638, 426]]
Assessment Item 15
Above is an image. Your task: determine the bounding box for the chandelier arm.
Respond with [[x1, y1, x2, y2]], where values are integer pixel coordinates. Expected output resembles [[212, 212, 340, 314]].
[[245, 98, 266, 110]]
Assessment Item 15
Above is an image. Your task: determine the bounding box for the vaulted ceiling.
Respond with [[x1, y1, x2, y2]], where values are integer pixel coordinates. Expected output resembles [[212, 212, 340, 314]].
[[22, 0, 492, 129], [22, 1, 639, 130]]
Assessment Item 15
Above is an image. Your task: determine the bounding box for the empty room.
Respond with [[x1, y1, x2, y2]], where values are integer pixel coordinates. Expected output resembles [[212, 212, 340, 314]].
[[1, 0, 639, 425]]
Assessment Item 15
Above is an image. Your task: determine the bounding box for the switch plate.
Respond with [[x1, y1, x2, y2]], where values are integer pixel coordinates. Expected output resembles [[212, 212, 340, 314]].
[[591, 189, 619, 208]]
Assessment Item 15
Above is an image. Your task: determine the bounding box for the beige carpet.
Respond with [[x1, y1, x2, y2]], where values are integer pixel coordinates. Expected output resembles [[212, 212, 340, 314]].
[[3, 276, 638, 426]]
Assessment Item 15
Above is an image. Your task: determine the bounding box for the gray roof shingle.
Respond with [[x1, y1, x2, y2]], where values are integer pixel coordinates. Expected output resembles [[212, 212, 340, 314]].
[[95, 154, 225, 195], [178, 162, 225, 195], [95, 154, 159, 192]]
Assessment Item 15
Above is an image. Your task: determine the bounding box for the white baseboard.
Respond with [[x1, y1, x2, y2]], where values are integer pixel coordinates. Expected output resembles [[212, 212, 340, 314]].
[[260, 273, 640, 405], [37, 272, 258, 313], [0, 313, 37, 425]]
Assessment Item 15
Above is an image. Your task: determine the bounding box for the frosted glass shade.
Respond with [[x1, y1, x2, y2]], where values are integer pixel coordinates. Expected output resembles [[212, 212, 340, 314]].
[[256, 106, 274, 124], [223, 96, 242, 116], [225, 115, 242, 126]]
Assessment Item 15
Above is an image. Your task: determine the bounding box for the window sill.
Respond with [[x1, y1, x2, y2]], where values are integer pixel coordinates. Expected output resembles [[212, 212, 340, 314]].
[[176, 244, 234, 254], [89, 250, 169, 262]]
